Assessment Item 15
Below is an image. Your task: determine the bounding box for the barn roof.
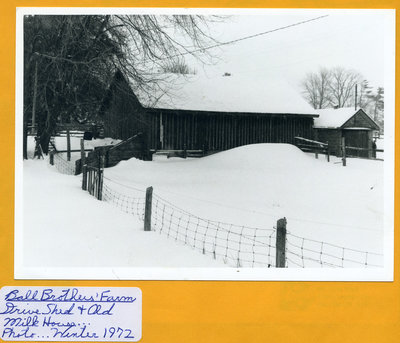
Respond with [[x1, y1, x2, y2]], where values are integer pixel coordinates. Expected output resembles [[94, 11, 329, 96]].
[[313, 107, 376, 129], [135, 73, 318, 117]]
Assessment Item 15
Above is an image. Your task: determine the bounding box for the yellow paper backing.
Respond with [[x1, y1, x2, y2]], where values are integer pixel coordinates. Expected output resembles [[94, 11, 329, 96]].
[[0, 1, 398, 342]]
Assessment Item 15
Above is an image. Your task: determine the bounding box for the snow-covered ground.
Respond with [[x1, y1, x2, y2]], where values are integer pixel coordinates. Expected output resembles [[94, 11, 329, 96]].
[[23, 159, 225, 268], [22, 137, 385, 270]]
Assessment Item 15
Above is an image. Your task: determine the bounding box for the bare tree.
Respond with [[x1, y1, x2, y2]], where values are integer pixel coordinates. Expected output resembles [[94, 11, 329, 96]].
[[23, 15, 220, 157], [328, 67, 361, 108], [301, 67, 363, 109], [301, 68, 331, 109]]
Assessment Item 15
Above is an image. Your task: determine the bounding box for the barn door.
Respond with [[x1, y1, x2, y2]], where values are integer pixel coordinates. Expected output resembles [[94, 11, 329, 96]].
[[343, 130, 370, 158]]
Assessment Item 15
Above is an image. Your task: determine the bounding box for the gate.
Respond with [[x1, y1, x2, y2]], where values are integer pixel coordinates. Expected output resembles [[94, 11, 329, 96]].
[[84, 165, 104, 200]]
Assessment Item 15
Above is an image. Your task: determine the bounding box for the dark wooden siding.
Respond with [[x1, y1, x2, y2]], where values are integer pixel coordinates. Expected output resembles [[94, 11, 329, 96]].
[[313, 129, 342, 156], [343, 129, 373, 158], [342, 110, 380, 130], [314, 127, 374, 157], [147, 110, 315, 151], [101, 71, 149, 142]]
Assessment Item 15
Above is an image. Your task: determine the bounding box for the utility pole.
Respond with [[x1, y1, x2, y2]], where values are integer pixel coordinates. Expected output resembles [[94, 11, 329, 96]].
[[354, 84, 358, 110]]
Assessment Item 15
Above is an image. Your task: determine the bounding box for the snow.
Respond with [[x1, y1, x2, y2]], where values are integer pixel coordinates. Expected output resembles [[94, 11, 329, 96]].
[[107, 144, 383, 252], [22, 141, 384, 270], [314, 107, 362, 128], [375, 137, 384, 149], [22, 159, 225, 268], [52, 136, 120, 151], [136, 72, 318, 115]]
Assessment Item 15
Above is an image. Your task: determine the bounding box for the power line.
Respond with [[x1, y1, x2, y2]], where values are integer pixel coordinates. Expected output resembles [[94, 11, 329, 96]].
[[169, 15, 329, 59]]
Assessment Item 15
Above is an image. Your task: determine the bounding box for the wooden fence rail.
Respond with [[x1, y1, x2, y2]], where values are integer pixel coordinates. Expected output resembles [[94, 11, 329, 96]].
[[295, 136, 384, 165], [294, 137, 330, 162]]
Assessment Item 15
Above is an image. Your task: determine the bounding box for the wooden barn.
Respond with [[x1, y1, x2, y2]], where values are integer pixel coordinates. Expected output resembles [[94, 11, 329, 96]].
[[99, 71, 318, 158], [313, 107, 380, 157]]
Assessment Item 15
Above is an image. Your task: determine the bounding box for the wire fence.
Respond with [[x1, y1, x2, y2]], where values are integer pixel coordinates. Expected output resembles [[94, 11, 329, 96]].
[[102, 176, 276, 267], [152, 194, 277, 267], [102, 178, 146, 219], [48, 152, 384, 268], [285, 232, 383, 268], [100, 176, 383, 268], [53, 152, 76, 175]]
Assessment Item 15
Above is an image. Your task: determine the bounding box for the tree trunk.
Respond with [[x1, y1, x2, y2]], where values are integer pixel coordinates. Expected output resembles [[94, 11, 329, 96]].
[[39, 102, 57, 155], [23, 120, 28, 159], [39, 131, 52, 154]]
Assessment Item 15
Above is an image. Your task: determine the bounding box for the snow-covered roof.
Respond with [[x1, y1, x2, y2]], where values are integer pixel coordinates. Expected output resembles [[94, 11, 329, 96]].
[[314, 107, 361, 128], [135, 73, 318, 116]]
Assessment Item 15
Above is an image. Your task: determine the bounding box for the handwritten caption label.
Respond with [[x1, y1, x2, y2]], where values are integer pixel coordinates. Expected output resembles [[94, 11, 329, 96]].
[[0, 287, 142, 341]]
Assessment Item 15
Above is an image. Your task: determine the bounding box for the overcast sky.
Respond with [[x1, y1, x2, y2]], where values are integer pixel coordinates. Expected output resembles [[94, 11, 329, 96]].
[[183, 10, 391, 91]]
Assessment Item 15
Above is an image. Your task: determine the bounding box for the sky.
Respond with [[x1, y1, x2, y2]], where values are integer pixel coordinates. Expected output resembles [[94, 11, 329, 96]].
[[181, 10, 391, 92]]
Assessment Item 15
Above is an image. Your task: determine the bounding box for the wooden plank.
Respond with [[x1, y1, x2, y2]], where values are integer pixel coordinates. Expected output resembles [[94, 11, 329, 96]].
[[269, 117, 273, 142], [180, 114, 184, 149], [66, 129, 71, 161], [176, 114, 181, 149], [56, 149, 93, 153], [223, 116, 227, 149], [191, 113, 195, 150], [228, 116, 233, 149], [295, 136, 328, 147], [194, 115, 198, 149], [168, 112, 173, 150], [255, 117, 259, 143], [346, 146, 384, 152], [244, 117, 247, 145], [242, 117, 246, 146], [80, 139, 86, 167], [238, 118, 242, 146]]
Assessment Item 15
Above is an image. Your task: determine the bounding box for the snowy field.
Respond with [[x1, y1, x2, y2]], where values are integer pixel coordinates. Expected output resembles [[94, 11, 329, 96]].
[[22, 137, 384, 270]]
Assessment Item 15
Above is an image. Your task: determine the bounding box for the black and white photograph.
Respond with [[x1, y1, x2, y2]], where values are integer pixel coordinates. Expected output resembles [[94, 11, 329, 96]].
[[15, 8, 395, 280]]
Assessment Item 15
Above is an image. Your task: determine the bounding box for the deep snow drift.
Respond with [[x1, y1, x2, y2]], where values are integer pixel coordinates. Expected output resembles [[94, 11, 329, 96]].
[[107, 144, 383, 249], [22, 139, 384, 269]]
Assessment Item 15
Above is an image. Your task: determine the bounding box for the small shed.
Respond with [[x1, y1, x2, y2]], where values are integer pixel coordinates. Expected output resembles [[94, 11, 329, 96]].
[[313, 107, 380, 157]]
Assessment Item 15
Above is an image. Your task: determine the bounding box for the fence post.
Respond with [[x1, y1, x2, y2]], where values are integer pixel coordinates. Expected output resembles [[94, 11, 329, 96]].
[[88, 169, 92, 195], [341, 137, 347, 167], [326, 144, 330, 162], [275, 217, 287, 268], [144, 186, 153, 231], [82, 165, 87, 191], [97, 155, 104, 200], [49, 151, 54, 165], [183, 144, 187, 159], [80, 139, 86, 165], [67, 129, 71, 161]]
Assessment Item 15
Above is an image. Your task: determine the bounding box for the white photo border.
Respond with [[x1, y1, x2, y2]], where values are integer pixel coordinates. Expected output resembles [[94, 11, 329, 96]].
[[14, 7, 396, 281]]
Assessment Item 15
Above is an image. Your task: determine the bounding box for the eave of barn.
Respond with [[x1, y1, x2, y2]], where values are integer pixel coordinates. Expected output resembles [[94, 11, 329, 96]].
[[145, 107, 318, 119]]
